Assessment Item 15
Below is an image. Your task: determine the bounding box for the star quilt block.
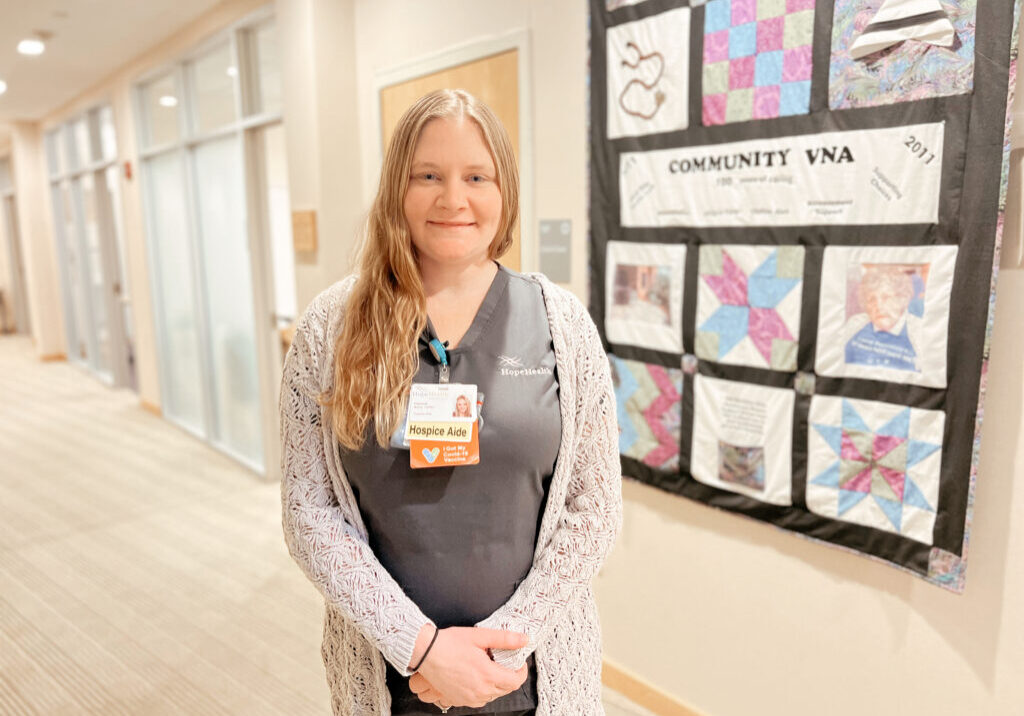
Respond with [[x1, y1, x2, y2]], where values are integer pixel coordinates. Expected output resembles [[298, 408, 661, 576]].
[[806, 395, 945, 544], [696, 245, 805, 371]]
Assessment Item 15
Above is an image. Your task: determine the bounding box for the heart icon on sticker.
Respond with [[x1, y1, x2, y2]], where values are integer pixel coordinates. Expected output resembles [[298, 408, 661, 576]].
[[422, 447, 440, 464]]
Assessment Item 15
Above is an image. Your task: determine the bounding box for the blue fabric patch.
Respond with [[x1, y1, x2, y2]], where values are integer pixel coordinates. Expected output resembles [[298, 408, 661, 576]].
[[875, 495, 903, 530], [838, 489, 868, 515], [906, 439, 941, 468], [877, 408, 911, 439], [842, 399, 872, 433], [704, 0, 731, 33], [813, 425, 843, 456], [700, 304, 750, 357], [811, 459, 841, 488], [755, 50, 784, 87], [748, 250, 800, 307], [729, 23, 758, 59], [779, 80, 811, 115], [903, 478, 935, 511]]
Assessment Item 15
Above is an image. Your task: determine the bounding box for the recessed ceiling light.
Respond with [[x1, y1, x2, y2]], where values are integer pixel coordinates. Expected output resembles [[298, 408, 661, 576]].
[[158, 95, 178, 107], [226, 66, 238, 77], [17, 39, 45, 56], [0, 80, 6, 96]]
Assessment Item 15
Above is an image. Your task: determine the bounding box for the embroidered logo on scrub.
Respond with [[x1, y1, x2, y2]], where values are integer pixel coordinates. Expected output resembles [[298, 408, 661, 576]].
[[498, 355, 550, 377]]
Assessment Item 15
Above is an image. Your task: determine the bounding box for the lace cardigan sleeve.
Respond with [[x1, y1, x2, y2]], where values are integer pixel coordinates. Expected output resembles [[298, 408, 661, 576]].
[[475, 293, 623, 669], [280, 291, 433, 675]]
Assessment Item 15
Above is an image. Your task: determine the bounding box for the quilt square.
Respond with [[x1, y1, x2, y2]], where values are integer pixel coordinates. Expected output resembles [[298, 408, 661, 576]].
[[702, 0, 814, 125], [610, 355, 683, 472], [605, 241, 686, 354], [607, 7, 691, 139], [807, 395, 945, 545], [691, 375, 794, 505], [815, 246, 957, 388], [696, 245, 805, 371], [829, 0, 977, 110]]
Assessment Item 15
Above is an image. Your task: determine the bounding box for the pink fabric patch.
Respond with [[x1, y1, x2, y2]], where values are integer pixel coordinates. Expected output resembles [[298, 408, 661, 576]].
[[783, 45, 813, 82], [729, 56, 756, 89], [752, 85, 781, 119], [841, 431, 867, 463], [703, 94, 727, 125], [786, 0, 815, 11], [873, 433, 905, 461], [879, 467, 907, 502], [704, 29, 730, 63], [756, 17, 784, 52], [732, 0, 757, 26], [747, 306, 792, 363], [843, 468, 873, 494], [704, 251, 748, 305]]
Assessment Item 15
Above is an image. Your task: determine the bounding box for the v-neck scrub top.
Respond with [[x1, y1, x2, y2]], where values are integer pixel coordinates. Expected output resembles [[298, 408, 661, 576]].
[[339, 265, 562, 715]]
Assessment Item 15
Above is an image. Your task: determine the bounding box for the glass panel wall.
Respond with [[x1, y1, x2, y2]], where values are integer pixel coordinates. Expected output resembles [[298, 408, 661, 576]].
[[135, 9, 284, 474], [45, 105, 134, 387], [147, 152, 204, 431]]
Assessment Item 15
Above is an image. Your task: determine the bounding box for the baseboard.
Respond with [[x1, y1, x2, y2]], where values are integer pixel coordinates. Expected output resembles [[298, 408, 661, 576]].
[[39, 352, 67, 362], [602, 658, 704, 716], [140, 399, 162, 416]]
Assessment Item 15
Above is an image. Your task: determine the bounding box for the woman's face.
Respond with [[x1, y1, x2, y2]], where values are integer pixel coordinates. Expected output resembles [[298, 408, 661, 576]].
[[403, 116, 503, 270], [456, 396, 470, 415]]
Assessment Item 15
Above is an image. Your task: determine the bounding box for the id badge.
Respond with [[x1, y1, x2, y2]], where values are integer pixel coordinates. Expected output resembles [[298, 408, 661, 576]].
[[406, 383, 481, 468]]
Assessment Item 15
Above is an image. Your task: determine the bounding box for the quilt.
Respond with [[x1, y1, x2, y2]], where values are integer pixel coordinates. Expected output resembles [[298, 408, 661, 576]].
[[591, 0, 1021, 591]]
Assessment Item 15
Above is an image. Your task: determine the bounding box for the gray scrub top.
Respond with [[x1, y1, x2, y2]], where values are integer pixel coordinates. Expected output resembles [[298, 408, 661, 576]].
[[340, 265, 561, 715]]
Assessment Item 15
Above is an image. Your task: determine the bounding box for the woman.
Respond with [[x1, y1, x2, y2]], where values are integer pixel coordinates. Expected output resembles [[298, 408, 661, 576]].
[[280, 89, 622, 716]]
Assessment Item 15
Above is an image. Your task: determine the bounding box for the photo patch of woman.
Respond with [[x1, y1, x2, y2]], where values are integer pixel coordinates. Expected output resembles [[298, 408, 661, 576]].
[[280, 89, 623, 715]]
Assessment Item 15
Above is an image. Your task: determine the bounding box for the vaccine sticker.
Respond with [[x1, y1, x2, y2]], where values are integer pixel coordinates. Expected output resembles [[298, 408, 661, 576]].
[[407, 383, 480, 468]]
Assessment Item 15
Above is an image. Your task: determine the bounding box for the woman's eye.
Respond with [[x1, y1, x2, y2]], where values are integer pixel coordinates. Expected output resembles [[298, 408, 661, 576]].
[[469, 175, 487, 183], [422, 172, 439, 181]]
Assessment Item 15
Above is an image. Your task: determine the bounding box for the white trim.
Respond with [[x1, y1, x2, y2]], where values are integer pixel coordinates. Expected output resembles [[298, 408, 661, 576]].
[[370, 28, 537, 272]]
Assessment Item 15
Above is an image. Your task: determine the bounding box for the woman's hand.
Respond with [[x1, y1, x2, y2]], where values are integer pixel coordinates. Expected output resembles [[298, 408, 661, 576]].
[[409, 626, 530, 708]]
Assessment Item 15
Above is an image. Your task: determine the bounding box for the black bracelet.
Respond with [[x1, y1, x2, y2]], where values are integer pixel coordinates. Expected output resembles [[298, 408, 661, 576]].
[[411, 625, 440, 672]]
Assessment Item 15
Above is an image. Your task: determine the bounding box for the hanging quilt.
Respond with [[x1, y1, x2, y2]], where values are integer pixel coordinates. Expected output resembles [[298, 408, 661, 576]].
[[589, 0, 1022, 591]]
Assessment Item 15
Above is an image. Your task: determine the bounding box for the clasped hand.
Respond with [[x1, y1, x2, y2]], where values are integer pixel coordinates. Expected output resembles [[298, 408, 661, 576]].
[[409, 626, 529, 709]]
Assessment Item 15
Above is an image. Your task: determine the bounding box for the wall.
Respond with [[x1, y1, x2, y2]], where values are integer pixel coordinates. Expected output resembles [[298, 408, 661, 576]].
[[36, 0, 270, 407]]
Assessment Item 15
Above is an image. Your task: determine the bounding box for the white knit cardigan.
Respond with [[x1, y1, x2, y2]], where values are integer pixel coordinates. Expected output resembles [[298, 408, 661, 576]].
[[280, 272, 623, 716]]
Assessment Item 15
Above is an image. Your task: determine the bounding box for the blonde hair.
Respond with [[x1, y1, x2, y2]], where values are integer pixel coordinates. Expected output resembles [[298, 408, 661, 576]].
[[325, 89, 519, 450]]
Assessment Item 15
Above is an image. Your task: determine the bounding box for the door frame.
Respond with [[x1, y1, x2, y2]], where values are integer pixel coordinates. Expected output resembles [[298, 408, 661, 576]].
[[371, 29, 537, 272]]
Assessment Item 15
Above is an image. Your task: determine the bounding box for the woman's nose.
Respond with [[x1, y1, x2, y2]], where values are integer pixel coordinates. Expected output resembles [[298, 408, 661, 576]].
[[437, 179, 467, 210]]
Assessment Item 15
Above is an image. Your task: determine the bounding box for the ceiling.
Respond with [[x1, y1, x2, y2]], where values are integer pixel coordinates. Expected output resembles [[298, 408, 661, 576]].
[[0, 0, 227, 142]]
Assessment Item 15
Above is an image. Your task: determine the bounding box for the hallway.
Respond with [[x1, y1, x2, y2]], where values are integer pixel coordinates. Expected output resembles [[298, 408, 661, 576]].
[[0, 336, 648, 715]]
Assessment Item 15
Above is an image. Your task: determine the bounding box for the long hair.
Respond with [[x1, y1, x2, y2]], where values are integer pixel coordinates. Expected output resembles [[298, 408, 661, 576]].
[[324, 89, 519, 450]]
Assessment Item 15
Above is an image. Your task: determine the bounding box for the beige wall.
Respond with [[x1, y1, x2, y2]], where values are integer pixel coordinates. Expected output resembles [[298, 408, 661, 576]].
[[34, 0, 271, 407], [10, 122, 64, 356]]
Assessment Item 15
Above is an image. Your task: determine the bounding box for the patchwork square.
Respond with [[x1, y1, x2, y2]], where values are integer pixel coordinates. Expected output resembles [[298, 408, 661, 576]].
[[610, 355, 683, 472], [807, 396, 945, 545], [757, 17, 785, 52], [702, 0, 815, 125], [815, 246, 957, 388], [755, 50, 784, 86], [696, 245, 805, 371], [606, 7, 691, 139], [691, 375, 795, 505], [829, 0, 977, 110], [605, 241, 686, 354]]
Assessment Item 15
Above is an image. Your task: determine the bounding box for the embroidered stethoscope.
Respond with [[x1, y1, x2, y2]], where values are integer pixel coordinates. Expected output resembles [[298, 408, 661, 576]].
[[618, 41, 667, 120]]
